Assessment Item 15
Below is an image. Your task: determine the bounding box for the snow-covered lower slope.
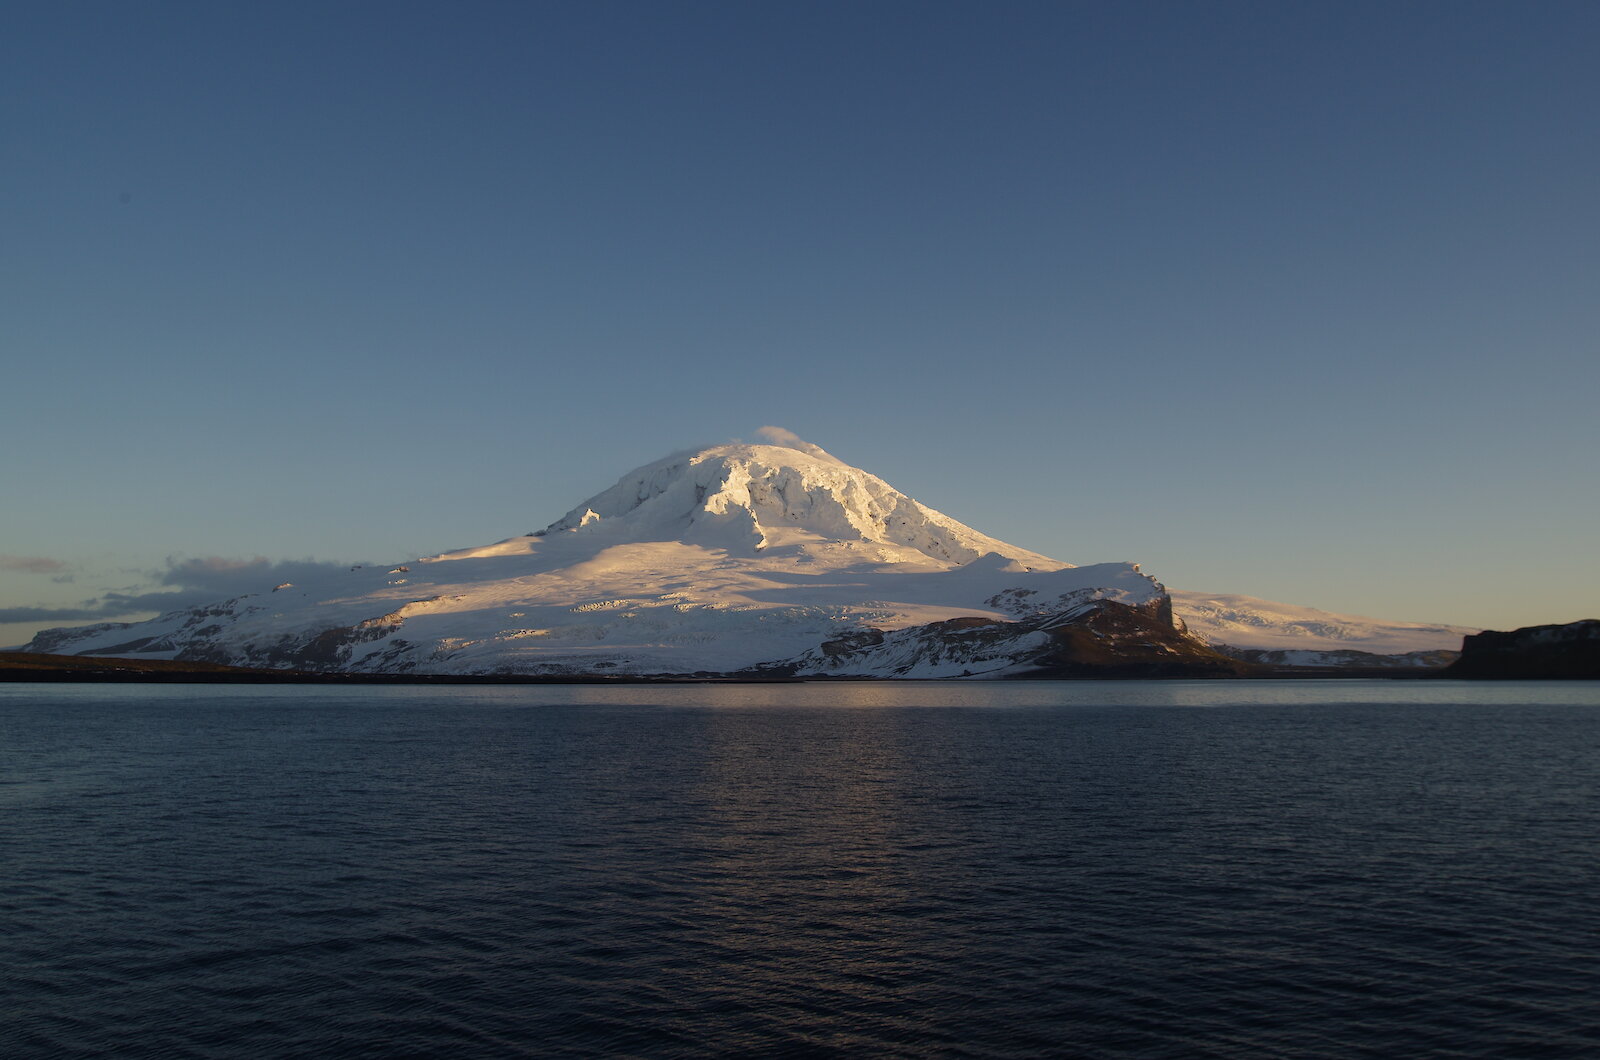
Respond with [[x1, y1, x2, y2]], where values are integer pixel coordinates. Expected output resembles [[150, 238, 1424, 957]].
[[1170, 591, 1475, 661]]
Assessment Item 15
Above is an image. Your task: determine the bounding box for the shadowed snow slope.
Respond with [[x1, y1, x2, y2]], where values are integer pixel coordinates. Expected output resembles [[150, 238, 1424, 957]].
[[24, 439, 1472, 675]]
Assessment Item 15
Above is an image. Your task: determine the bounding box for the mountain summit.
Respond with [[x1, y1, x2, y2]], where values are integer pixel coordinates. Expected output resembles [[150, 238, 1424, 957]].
[[536, 440, 1064, 569], [24, 435, 1467, 676]]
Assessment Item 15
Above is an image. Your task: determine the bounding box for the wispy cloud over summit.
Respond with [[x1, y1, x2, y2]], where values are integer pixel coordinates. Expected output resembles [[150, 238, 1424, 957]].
[[754, 427, 844, 465]]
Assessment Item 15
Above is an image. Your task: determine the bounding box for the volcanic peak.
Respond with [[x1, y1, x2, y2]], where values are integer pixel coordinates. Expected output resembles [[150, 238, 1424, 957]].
[[535, 442, 1066, 570]]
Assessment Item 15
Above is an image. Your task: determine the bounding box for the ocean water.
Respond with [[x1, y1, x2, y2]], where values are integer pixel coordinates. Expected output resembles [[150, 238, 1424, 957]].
[[3, 680, 1599, 1058]]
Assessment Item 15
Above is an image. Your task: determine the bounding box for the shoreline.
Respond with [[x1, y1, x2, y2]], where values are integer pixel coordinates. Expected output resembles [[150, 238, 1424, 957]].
[[0, 650, 1481, 684]]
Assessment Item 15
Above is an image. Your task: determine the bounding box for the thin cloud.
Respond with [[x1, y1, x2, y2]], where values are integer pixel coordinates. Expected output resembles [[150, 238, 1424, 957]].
[[101, 556, 363, 614], [755, 425, 809, 448], [0, 555, 70, 575], [754, 426, 844, 464], [11, 556, 363, 626], [0, 605, 111, 623]]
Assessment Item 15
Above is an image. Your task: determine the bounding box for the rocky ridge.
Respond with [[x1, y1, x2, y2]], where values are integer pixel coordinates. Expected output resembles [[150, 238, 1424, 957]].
[[1446, 620, 1600, 678]]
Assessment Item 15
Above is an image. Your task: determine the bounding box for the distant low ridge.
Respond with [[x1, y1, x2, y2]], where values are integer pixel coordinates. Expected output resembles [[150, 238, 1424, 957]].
[[23, 435, 1472, 679]]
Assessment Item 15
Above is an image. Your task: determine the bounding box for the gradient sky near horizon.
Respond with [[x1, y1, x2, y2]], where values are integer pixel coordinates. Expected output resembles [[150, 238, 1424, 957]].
[[4, 0, 1597, 647]]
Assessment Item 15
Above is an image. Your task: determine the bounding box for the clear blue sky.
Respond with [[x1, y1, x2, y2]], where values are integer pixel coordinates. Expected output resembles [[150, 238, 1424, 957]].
[[4, 0, 1597, 647]]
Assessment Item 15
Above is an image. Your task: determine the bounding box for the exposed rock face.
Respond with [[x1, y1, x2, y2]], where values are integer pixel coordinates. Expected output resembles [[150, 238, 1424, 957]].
[[1216, 647, 1460, 669], [1022, 600, 1252, 678], [177, 611, 411, 671], [1446, 620, 1600, 678], [765, 596, 1248, 679]]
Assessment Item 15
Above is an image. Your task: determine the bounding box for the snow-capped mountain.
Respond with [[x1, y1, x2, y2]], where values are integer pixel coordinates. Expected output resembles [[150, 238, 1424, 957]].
[[24, 437, 1469, 677]]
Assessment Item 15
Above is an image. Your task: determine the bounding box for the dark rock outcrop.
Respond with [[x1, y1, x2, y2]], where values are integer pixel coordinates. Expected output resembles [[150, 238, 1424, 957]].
[[1446, 620, 1600, 679], [1216, 646, 1459, 669], [763, 597, 1251, 679], [1020, 599, 1253, 679], [175, 611, 409, 671]]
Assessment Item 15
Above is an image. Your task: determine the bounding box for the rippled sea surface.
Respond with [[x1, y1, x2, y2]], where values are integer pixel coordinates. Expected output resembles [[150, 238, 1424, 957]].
[[4, 681, 1600, 1058]]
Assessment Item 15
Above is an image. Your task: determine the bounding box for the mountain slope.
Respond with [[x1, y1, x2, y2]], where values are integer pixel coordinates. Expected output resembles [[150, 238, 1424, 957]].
[[24, 438, 1469, 676], [28, 441, 1198, 676]]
